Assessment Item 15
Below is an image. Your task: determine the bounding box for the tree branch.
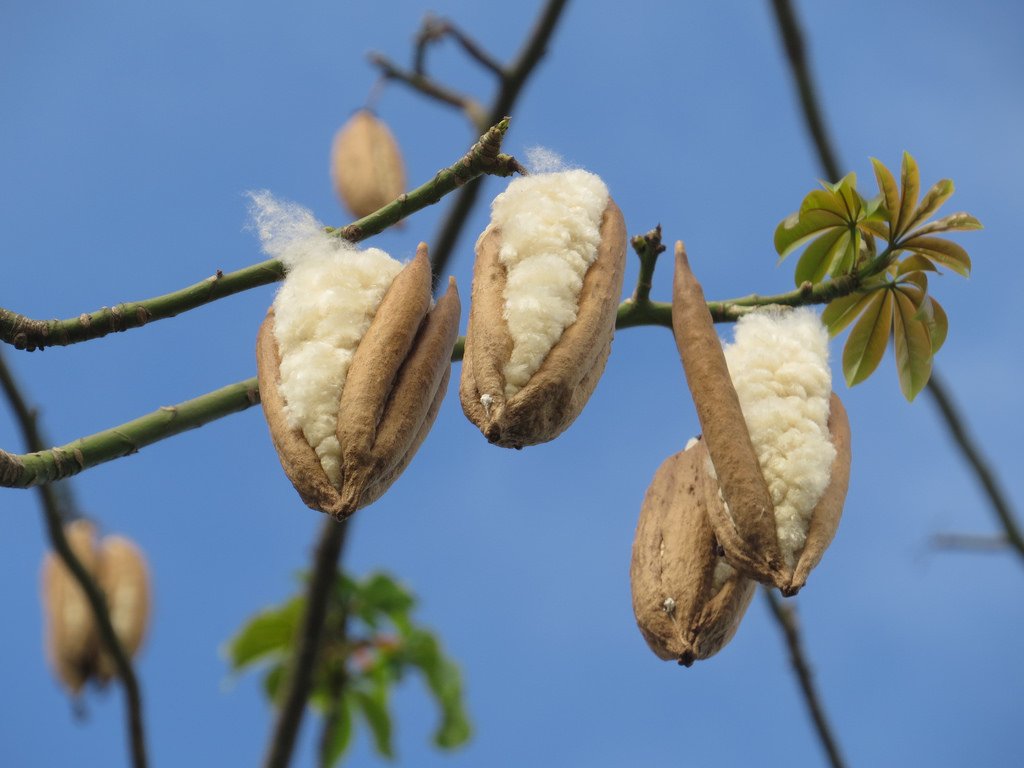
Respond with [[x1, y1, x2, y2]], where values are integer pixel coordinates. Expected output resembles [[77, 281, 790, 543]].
[[1, 119, 521, 352], [394, 0, 571, 281], [366, 53, 488, 131], [0, 350, 148, 768], [767, 0, 1023, 566], [0, 264, 879, 488], [263, 519, 349, 768], [414, 14, 506, 79], [763, 589, 846, 768]]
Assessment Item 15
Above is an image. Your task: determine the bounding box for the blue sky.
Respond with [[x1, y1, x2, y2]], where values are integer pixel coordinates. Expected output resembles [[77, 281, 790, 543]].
[[2, 1, 1022, 766]]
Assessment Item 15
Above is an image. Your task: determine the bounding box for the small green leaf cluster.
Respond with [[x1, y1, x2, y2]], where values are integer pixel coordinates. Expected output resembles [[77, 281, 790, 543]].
[[226, 571, 471, 765], [775, 153, 981, 400]]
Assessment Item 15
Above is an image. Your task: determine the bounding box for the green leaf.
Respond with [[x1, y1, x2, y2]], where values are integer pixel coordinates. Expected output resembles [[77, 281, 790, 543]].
[[402, 629, 472, 750], [802, 187, 848, 217], [354, 689, 394, 759], [323, 695, 354, 768], [893, 288, 934, 400], [906, 212, 983, 237], [359, 573, 416, 621], [831, 228, 859, 277], [899, 271, 929, 294], [843, 289, 894, 386], [900, 236, 972, 276], [793, 228, 846, 285], [775, 208, 845, 259], [226, 598, 303, 670], [896, 254, 938, 275], [926, 296, 949, 353], [822, 291, 873, 336], [894, 152, 921, 238], [871, 157, 901, 236], [834, 173, 862, 220], [906, 178, 954, 232], [263, 663, 285, 704]]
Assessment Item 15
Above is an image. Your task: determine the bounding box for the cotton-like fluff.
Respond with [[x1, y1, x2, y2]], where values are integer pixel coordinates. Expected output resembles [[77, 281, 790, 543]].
[[488, 170, 609, 395], [721, 309, 835, 569], [250, 192, 403, 486]]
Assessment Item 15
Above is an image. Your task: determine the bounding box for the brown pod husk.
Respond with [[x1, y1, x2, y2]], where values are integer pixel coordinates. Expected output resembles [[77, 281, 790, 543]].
[[671, 242, 783, 586], [330, 110, 405, 220], [460, 198, 627, 448], [672, 243, 853, 593], [631, 440, 755, 666], [785, 393, 853, 595], [41, 519, 100, 694], [257, 245, 459, 519], [94, 535, 151, 683]]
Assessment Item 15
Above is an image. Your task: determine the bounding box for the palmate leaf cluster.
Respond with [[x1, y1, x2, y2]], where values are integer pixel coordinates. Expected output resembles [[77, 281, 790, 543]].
[[226, 571, 471, 765], [774, 153, 981, 400]]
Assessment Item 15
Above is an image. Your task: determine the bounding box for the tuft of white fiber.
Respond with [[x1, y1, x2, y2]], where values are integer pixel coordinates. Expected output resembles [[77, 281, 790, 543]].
[[486, 168, 609, 396], [249, 192, 403, 486], [723, 308, 836, 569]]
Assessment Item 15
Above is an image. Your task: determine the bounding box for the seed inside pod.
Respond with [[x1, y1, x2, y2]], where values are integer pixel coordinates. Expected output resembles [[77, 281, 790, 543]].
[[672, 243, 852, 593], [330, 109, 406, 220], [631, 438, 755, 666], [252, 193, 459, 518], [460, 169, 627, 447]]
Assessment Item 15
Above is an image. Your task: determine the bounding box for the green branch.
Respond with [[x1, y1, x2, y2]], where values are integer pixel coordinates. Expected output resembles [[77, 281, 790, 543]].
[[1, 262, 877, 489], [0, 119, 521, 352]]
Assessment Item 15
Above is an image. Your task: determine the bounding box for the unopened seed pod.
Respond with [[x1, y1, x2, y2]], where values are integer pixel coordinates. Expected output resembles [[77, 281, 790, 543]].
[[460, 169, 627, 448], [330, 110, 406, 220], [41, 520, 100, 694], [672, 243, 852, 594], [631, 439, 755, 666], [94, 535, 151, 683], [258, 243, 459, 519]]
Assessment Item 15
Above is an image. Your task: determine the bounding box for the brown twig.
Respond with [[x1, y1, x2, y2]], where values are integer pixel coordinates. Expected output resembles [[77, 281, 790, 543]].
[[415, 14, 505, 78], [767, 0, 1023, 568], [262, 519, 349, 768], [0, 350, 148, 768], [373, 0, 570, 282], [763, 589, 847, 768]]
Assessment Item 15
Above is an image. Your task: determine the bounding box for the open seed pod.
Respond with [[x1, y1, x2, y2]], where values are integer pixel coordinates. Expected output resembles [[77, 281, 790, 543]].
[[257, 243, 460, 520], [41, 519, 100, 695], [631, 439, 756, 666], [460, 170, 627, 448], [330, 110, 405, 220], [94, 535, 151, 683], [671, 242, 852, 595]]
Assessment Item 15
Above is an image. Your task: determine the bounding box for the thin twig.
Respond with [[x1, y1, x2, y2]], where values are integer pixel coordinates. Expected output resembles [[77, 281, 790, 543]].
[[932, 533, 1010, 552], [767, 0, 841, 183], [925, 374, 1024, 562], [0, 351, 148, 768], [415, 0, 570, 281], [415, 14, 505, 78], [366, 53, 487, 130], [763, 589, 847, 768], [767, 0, 1023, 567], [1, 119, 520, 352], [263, 519, 349, 768]]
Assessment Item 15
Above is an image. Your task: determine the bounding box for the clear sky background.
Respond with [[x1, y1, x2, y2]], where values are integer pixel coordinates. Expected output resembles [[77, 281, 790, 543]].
[[2, 1, 1022, 766]]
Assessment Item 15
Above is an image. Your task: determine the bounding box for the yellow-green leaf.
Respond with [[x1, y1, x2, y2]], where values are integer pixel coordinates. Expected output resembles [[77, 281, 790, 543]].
[[895, 152, 921, 238], [871, 157, 901, 236], [897, 254, 938, 275], [907, 178, 954, 232], [832, 228, 859, 277], [906, 212, 983, 237], [899, 271, 929, 294], [822, 290, 876, 336], [927, 296, 949, 353], [801, 188, 848, 218], [794, 228, 847, 285], [893, 289, 933, 400], [843, 289, 894, 386], [900, 236, 972, 276], [775, 209, 845, 259]]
